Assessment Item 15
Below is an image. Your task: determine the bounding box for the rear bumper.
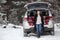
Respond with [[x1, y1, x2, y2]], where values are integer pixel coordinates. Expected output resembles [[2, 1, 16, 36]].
[[44, 24, 54, 31], [44, 27, 54, 32], [24, 27, 34, 33]]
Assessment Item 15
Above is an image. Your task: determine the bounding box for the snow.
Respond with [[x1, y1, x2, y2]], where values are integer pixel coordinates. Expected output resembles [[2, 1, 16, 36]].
[[0, 24, 60, 40]]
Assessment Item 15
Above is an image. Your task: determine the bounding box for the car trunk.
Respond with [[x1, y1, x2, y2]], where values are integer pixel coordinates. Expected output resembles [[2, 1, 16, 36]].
[[27, 10, 49, 27]]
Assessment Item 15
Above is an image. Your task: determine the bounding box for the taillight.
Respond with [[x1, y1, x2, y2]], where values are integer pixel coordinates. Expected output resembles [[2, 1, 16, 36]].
[[49, 13, 53, 20], [24, 18, 27, 21], [49, 16, 53, 20]]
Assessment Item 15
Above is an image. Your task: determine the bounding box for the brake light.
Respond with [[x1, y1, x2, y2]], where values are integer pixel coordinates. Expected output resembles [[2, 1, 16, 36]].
[[49, 13, 53, 20], [49, 16, 53, 20], [24, 18, 27, 21]]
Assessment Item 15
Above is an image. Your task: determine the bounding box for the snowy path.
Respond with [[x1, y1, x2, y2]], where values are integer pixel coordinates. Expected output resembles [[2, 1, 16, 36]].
[[0, 24, 60, 40]]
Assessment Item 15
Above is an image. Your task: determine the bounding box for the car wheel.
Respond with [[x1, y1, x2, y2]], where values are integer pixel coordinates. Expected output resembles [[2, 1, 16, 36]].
[[24, 33, 29, 37], [50, 30, 54, 35]]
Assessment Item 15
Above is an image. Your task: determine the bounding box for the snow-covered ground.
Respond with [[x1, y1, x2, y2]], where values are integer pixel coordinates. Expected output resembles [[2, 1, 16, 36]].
[[0, 24, 60, 40]]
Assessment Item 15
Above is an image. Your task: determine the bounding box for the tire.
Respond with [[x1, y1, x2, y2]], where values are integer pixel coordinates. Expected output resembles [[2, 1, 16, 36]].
[[51, 31, 54, 35], [51, 23, 55, 35], [52, 23, 55, 35], [24, 33, 28, 37]]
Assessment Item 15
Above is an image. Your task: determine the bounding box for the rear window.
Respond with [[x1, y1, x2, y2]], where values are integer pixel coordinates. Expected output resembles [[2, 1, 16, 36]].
[[27, 10, 49, 17], [27, 3, 48, 9]]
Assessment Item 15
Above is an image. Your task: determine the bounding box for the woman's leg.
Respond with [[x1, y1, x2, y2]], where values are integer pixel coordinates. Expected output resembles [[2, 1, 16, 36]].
[[36, 24, 42, 37], [39, 24, 42, 34], [36, 24, 39, 34], [36, 24, 40, 37]]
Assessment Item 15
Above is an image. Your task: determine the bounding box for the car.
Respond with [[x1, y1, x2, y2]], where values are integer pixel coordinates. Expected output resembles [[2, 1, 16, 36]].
[[23, 2, 54, 37]]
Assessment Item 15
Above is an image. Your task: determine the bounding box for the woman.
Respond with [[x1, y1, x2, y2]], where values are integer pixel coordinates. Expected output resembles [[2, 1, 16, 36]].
[[34, 10, 42, 38]]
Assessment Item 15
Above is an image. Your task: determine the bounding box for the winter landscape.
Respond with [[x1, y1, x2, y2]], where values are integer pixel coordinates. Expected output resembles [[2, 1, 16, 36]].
[[0, 24, 60, 40], [0, 0, 60, 40]]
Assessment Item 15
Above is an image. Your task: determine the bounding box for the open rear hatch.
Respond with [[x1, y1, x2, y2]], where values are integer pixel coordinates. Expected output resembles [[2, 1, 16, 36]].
[[27, 10, 49, 26]]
